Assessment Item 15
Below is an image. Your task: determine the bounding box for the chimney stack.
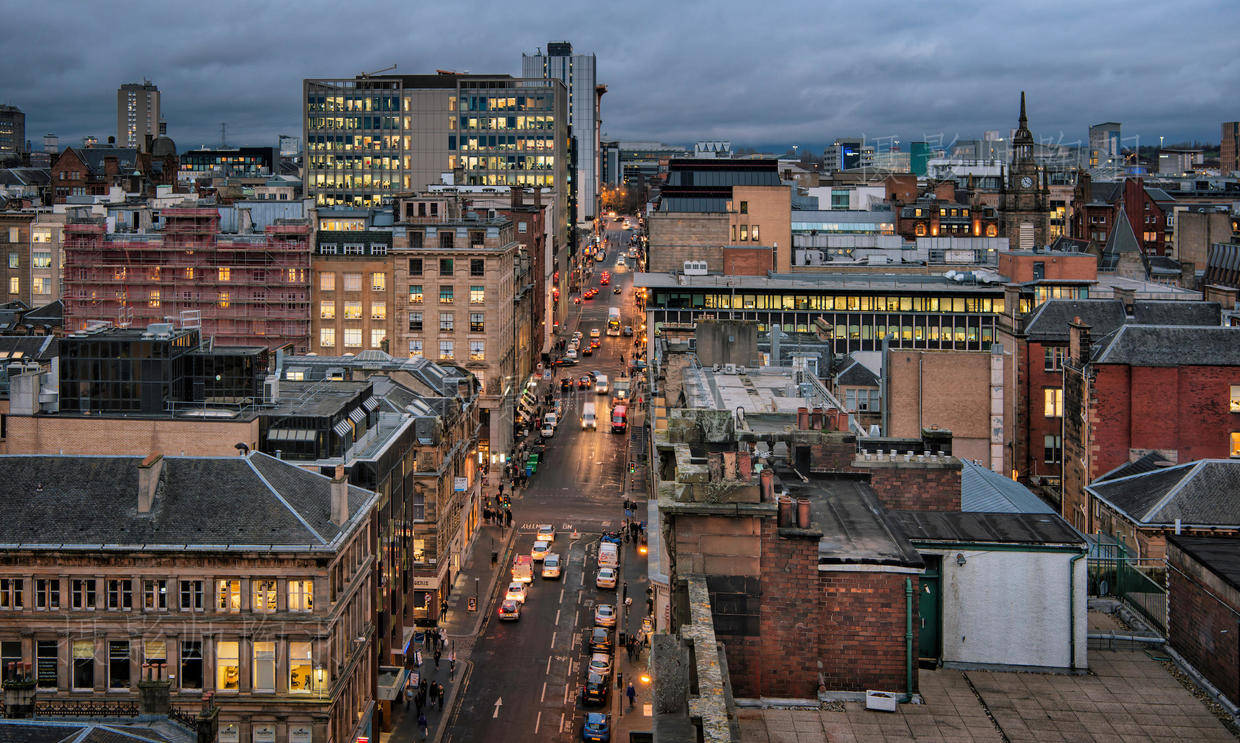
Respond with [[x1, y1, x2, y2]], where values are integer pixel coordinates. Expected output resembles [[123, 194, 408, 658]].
[[1068, 316, 1092, 366], [330, 465, 349, 526], [138, 454, 164, 513]]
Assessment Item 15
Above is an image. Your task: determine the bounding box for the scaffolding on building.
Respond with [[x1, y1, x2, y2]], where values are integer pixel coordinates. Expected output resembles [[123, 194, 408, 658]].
[[63, 208, 313, 350]]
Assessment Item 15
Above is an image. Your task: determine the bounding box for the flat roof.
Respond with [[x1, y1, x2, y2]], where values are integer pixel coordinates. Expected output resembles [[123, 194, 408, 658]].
[[1168, 536, 1240, 594], [887, 510, 1085, 548], [635, 271, 1006, 294], [266, 380, 369, 418], [780, 472, 923, 569]]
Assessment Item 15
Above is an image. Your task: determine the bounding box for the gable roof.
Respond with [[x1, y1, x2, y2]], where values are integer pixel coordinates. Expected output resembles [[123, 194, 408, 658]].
[[1103, 208, 1141, 256], [960, 459, 1055, 514], [1091, 324, 1240, 366], [1022, 299, 1127, 342], [1095, 451, 1175, 483], [0, 452, 374, 550], [1086, 459, 1240, 527], [833, 358, 879, 387]]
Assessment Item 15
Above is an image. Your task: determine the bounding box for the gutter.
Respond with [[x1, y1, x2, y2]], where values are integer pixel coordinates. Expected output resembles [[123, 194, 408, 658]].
[[1069, 551, 1085, 672]]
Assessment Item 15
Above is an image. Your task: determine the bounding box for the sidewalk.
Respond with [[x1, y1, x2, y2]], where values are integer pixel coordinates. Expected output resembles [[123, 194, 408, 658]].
[[613, 531, 654, 740]]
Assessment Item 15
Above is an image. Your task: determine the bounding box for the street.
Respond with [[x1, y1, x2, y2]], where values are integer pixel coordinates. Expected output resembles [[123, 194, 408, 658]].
[[442, 222, 650, 742]]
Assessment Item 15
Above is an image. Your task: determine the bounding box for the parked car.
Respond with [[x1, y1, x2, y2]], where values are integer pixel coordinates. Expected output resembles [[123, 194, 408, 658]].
[[542, 553, 562, 579], [582, 346, 594, 356], [498, 599, 521, 621], [594, 603, 616, 627], [623, 325, 634, 337], [588, 652, 612, 677], [595, 567, 617, 589], [581, 712, 610, 742], [589, 626, 613, 653], [582, 673, 609, 706]]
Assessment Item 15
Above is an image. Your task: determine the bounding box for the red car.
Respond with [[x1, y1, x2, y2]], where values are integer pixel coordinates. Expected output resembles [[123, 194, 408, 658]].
[[577, 376, 592, 389], [600, 272, 610, 286]]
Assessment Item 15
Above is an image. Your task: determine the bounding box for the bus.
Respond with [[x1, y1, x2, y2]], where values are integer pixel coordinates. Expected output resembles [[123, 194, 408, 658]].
[[606, 306, 621, 336]]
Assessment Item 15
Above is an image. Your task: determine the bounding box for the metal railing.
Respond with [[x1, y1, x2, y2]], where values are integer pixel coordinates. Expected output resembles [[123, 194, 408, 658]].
[[1087, 536, 1167, 634], [31, 699, 140, 717]]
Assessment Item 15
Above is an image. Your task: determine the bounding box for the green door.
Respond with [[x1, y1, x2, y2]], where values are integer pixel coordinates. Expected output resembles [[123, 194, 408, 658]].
[[919, 557, 941, 665]]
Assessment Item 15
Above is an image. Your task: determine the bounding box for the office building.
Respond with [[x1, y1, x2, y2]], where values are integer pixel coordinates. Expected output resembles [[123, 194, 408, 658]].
[[523, 41, 601, 223], [824, 138, 874, 172], [1088, 122, 1121, 171], [0, 104, 24, 160], [1222, 121, 1240, 175], [179, 146, 279, 182], [117, 81, 160, 151]]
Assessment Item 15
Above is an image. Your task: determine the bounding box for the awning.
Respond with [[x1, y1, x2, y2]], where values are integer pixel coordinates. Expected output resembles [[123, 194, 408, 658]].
[[333, 419, 352, 437], [363, 396, 380, 411], [348, 408, 366, 424]]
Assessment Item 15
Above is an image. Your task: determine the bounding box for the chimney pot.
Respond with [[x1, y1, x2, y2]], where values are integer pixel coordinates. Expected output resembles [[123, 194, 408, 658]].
[[330, 466, 349, 526]]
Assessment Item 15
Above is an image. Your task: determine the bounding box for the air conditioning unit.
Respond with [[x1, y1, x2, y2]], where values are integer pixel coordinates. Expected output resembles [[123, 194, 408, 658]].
[[682, 260, 708, 275]]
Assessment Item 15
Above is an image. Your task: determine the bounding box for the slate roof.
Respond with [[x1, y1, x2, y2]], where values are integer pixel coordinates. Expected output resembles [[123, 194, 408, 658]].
[[960, 459, 1055, 514], [1130, 300, 1219, 326], [781, 472, 924, 569], [0, 334, 57, 361], [1022, 299, 1127, 342], [1091, 325, 1240, 366], [1086, 460, 1240, 527], [889, 510, 1084, 547], [1167, 536, 1240, 593], [1103, 208, 1141, 256], [1048, 236, 1091, 253], [1095, 451, 1174, 483], [833, 358, 879, 387], [0, 452, 374, 549], [1203, 242, 1240, 288], [76, 147, 139, 176]]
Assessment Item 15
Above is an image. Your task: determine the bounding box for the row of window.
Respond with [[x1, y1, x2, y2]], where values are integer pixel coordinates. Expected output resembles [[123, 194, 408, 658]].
[[7, 251, 53, 268], [0, 638, 318, 695], [406, 285, 486, 304], [0, 577, 313, 613], [911, 223, 993, 237], [318, 243, 389, 256], [319, 272, 387, 292], [731, 224, 761, 243], [406, 311, 487, 333], [320, 328, 385, 349], [407, 258, 486, 277], [403, 339, 485, 362], [666, 293, 1006, 314], [320, 301, 387, 320]]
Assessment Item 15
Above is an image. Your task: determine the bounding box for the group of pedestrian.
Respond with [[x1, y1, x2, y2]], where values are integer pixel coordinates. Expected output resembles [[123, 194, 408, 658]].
[[483, 505, 513, 527], [399, 627, 457, 741], [620, 518, 644, 543], [625, 631, 647, 661]]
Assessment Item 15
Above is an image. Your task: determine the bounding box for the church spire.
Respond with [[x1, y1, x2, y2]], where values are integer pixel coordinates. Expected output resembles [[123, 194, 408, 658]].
[[1019, 91, 1027, 129]]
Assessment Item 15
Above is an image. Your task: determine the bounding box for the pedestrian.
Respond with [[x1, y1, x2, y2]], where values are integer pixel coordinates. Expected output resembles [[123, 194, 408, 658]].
[[625, 596, 633, 611], [449, 650, 457, 674], [622, 582, 628, 602], [436, 681, 445, 709], [433, 646, 441, 668], [415, 687, 424, 715], [404, 674, 414, 710], [418, 712, 428, 740], [626, 681, 636, 710]]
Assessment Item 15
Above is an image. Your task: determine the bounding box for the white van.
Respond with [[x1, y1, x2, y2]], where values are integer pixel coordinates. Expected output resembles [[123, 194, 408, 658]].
[[598, 541, 619, 569], [594, 374, 609, 395], [540, 413, 557, 439], [581, 402, 597, 430]]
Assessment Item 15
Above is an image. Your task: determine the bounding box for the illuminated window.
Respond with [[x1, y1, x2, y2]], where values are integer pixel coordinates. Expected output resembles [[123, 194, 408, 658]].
[[439, 340, 454, 359], [320, 301, 335, 319], [408, 339, 423, 357], [216, 641, 239, 691], [739, 225, 748, 241], [986, 224, 998, 237], [320, 328, 335, 347], [217, 580, 241, 612], [470, 312, 485, 333], [320, 272, 335, 291], [252, 641, 275, 691], [371, 302, 386, 320], [218, 267, 231, 282], [371, 329, 386, 348], [288, 580, 313, 612], [289, 641, 313, 694], [343, 301, 362, 319], [915, 223, 926, 237], [8, 277, 17, 294], [344, 328, 362, 347], [252, 580, 277, 614], [1043, 388, 1063, 418], [217, 292, 230, 308], [1231, 432, 1240, 458], [469, 340, 485, 361], [752, 225, 760, 242], [470, 286, 485, 304], [186, 266, 195, 280], [372, 272, 386, 291], [1231, 386, 1240, 413], [408, 284, 423, 304], [440, 286, 454, 304]]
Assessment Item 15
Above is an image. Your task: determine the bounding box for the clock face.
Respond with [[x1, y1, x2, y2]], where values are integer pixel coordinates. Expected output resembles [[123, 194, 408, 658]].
[[1020, 176, 1034, 188]]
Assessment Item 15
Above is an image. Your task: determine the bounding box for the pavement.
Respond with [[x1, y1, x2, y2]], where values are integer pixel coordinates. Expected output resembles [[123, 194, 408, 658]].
[[738, 640, 1239, 742]]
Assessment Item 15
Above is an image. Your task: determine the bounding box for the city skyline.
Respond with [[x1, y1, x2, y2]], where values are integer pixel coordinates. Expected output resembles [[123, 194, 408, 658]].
[[1, 0, 1236, 153]]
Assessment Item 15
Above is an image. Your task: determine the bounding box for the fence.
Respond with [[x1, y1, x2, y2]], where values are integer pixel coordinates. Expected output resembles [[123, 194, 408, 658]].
[[1087, 535, 1168, 634]]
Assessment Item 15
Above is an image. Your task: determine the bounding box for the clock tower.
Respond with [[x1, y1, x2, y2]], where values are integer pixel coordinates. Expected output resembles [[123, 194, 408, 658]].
[[1000, 91, 1050, 250]]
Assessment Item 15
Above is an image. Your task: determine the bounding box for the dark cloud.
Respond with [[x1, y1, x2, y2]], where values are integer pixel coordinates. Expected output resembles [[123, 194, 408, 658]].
[[1, 0, 1235, 152]]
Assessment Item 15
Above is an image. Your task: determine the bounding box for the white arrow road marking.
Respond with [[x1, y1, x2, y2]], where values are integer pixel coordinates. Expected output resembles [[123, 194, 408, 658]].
[[493, 697, 502, 718]]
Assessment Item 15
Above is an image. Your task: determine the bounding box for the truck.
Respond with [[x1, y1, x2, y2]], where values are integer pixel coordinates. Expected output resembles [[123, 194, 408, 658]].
[[581, 402, 597, 430], [511, 554, 533, 583]]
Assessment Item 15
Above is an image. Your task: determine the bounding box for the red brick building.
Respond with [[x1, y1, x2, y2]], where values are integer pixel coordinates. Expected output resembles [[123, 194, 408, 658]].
[[1167, 535, 1240, 707], [1070, 175, 1173, 256], [1062, 323, 1240, 532], [49, 145, 179, 203]]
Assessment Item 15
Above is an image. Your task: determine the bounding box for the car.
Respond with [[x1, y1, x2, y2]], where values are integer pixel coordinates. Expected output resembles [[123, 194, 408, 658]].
[[531, 540, 550, 561], [588, 652, 612, 678], [600, 274, 610, 286], [594, 603, 616, 627], [565, 348, 578, 362], [612, 287, 622, 294], [589, 328, 601, 339], [578, 376, 592, 389], [622, 325, 634, 337], [589, 338, 601, 348], [542, 552, 562, 579], [589, 626, 613, 653], [505, 582, 528, 604], [595, 567, 617, 589], [498, 599, 521, 621], [583, 672, 609, 707], [573, 331, 583, 341], [560, 377, 572, 391], [536, 524, 555, 542], [540, 422, 555, 439], [582, 346, 594, 356], [581, 712, 610, 742]]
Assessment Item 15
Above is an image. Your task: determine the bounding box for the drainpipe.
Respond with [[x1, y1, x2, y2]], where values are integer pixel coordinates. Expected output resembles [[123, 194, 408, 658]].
[[1068, 552, 1085, 673], [903, 577, 915, 702]]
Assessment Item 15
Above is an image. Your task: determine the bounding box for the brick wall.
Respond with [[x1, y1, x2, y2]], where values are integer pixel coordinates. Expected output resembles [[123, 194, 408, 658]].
[[857, 459, 962, 511], [722, 247, 773, 276], [4, 415, 260, 456], [817, 571, 915, 694], [1168, 546, 1240, 706], [808, 436, 860, 473], [755, 520, 820, 698], [886, 350, 992, 467], [647, 213, 728, 273]]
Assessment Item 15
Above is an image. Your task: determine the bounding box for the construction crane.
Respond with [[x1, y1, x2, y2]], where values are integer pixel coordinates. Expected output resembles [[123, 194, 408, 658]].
[[360, 64, 397, 78]]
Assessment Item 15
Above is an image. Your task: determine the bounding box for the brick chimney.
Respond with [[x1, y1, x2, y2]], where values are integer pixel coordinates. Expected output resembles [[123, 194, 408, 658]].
[[104, 155, 119, 177], [1180, 260, 1196, 290], [330, 465, 349, 526], [1068, 316, 1092, 366], [138, 454, 164, 513]]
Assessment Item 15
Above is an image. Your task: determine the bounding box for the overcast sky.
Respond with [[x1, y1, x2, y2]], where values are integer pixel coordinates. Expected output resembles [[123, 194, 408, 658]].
[[2, 0, 1236, 153]]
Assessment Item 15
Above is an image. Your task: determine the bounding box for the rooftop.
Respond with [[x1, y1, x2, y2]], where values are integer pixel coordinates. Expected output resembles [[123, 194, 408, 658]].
[[1091, 325, 1240, 366], [635, 271, 1006, 294], [0, 452, 373, 551], [1086, 459, 1240, 527], [888, 510, 1084, 547], [781, 472, 924, 569], [1168, 535, 1240, 594], [959, 459, 1056, 514]]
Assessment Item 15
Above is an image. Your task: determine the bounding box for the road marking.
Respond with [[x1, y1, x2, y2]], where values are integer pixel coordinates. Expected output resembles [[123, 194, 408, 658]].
[[545, 656, 551, 675], [559, 587, 565, 603], [535, 710, 541, 732], [550, 630, 557, 648], [540, 681, 547, 703], [560, 712, 566, 733], [493, 697, 502, 718], [555, 608, 560, 624]]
